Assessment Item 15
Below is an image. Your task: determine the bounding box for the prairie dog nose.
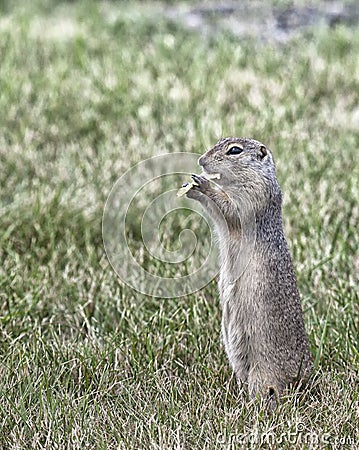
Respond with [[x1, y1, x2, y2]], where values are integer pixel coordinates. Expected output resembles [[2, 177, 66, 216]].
[[198, 155, 205, 167]]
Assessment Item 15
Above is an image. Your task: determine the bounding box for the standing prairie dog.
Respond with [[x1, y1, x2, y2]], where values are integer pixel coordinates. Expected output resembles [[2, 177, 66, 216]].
[[182, 137, 313, 406]]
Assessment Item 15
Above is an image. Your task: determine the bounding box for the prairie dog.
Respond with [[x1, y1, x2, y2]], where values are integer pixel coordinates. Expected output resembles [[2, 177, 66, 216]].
[[184, 137, 313, 406]]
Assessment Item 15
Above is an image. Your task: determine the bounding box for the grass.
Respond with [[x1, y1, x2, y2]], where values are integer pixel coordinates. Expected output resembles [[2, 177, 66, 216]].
[[0, 1, 358, 448]]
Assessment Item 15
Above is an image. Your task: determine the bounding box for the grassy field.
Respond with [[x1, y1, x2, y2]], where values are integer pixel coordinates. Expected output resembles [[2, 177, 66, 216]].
[[0, 1, 358, 448]]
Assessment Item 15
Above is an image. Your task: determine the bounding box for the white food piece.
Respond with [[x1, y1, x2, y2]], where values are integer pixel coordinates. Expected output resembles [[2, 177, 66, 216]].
[[176, 180, 198, 197], [202, 172, 221, 180]]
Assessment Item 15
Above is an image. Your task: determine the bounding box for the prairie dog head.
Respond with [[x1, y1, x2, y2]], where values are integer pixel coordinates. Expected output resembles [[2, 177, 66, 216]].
[[198, 137, 276, 186], [198, 137, 281, 210]]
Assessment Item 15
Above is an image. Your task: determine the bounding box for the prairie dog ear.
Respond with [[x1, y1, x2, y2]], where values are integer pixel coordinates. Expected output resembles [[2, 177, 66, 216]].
[[259, 145, 268, 159]]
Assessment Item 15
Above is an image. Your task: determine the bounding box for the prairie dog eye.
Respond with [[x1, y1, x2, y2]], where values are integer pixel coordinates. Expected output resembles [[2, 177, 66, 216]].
[[226, 146, 243, 155]]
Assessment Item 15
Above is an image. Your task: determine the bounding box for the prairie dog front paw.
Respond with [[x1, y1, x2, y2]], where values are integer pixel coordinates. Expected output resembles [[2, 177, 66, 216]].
[[186, 174, 213, 199]]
